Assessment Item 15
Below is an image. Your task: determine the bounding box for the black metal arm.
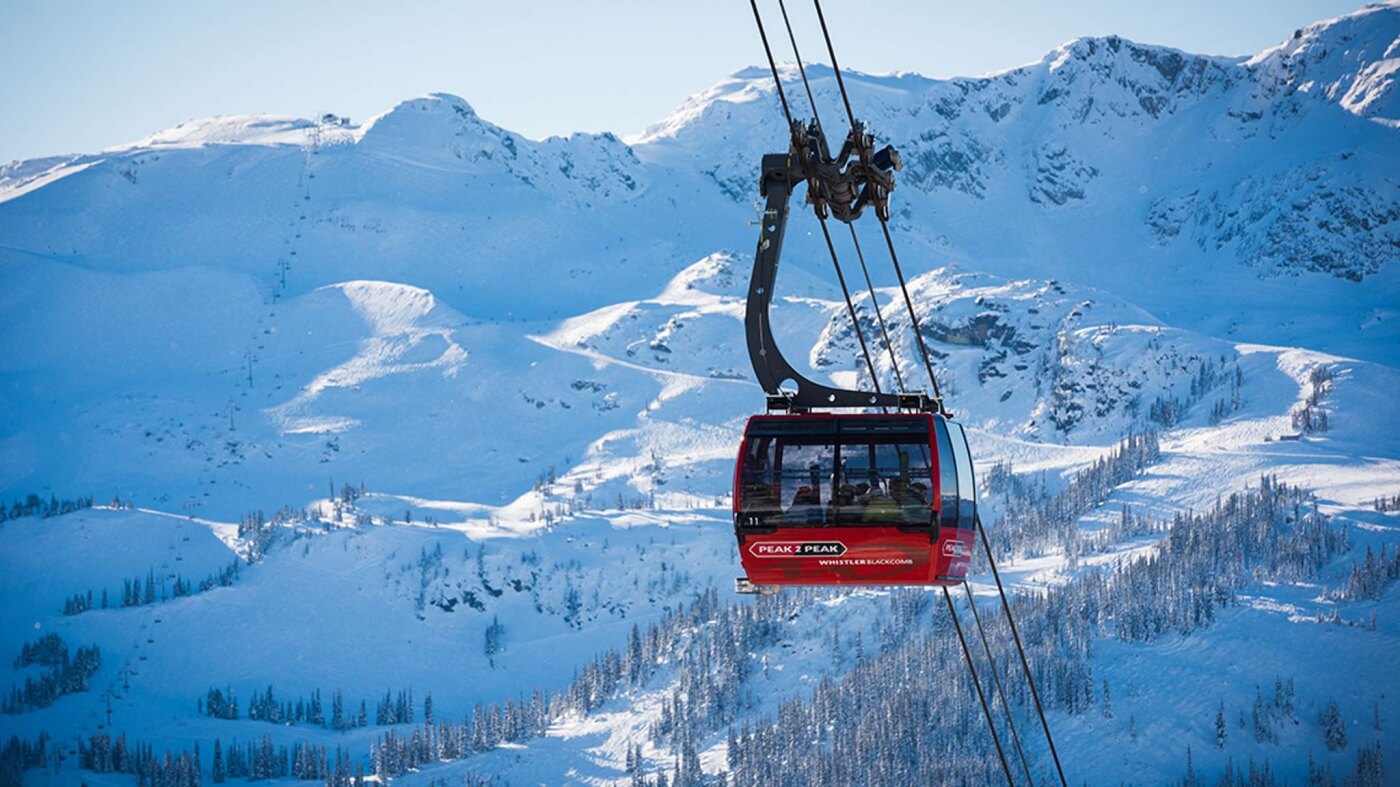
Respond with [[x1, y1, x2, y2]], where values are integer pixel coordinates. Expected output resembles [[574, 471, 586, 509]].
[[744, 134, 929, 413]]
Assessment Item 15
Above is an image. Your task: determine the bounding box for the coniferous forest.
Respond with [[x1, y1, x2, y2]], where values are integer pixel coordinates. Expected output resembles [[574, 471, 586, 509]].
[[15, 474, 1377, 787]]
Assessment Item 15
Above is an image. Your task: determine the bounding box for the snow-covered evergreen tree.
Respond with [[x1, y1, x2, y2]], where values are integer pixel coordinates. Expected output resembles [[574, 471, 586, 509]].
[[1321, 699, 1347, 752]]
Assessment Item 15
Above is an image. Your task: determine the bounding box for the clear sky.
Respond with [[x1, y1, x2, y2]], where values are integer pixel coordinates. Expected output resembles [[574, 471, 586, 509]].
[[0, 0, 1368, 162]]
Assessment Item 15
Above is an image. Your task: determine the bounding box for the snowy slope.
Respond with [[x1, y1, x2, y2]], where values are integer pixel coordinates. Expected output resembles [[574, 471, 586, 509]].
[[0, 506, 739, 761], [2, 5, 1399, 786]]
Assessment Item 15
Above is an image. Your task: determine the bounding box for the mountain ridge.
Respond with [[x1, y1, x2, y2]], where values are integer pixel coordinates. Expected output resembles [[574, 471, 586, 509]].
[[2, 7, 1399, 785], [1, 4, 1396, 514]]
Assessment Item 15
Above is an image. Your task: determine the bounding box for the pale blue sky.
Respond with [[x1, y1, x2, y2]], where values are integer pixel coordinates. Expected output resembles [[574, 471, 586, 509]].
[[0, 0, 1366, 162]]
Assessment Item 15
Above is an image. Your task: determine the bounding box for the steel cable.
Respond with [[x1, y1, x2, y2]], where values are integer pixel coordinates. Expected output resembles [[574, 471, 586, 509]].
[[776, 0, 904, 397], [964, 580, 1035, 785], [771, 4, 1014, 782], [808, 2, 1066, 782], [751, 0, 884, 398]]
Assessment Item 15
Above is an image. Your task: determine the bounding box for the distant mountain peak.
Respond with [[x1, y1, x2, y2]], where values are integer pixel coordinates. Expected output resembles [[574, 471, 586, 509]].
[[112, 114, 328, 152], [1043, 33, 1240, 73], [1246, 2, 1400, 122], [356, 92, 499, 150]]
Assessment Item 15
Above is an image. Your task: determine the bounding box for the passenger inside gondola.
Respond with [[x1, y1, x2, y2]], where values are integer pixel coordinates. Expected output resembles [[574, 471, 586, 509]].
[[832, 483, 856, 509], [737, 417, 943, 530], [897, 480, 925, 522], [835, 441, 932, 526], [790, 485, 824, 524], [862, 489, 898, 523]]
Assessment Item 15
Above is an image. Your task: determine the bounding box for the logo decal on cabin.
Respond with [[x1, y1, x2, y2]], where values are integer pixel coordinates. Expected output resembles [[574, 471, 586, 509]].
[[750, 541, 848, 558], [941, 540, 964, 557]]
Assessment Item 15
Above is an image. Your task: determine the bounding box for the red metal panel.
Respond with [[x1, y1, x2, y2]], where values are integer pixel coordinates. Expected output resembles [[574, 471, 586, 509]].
[[736, 526, 972, 586]]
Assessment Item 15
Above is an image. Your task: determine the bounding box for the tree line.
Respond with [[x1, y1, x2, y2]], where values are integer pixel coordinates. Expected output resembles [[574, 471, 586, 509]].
[[200, 685, 420, 730], [1143, 355, 1244, 429], [1291, 365, 1335, 435], [724, 476, 1370, 786], [1333, 545, 1400, 602], [80, 732, 370, 787], [3, 634, 101, 714], [0, 493, 95, 523], [63, 560, 241, 616], [0, 734, 48, 787], [363, 587, 793, 781], [80, 733, 199, 787], [982, 430, 1162, 561]]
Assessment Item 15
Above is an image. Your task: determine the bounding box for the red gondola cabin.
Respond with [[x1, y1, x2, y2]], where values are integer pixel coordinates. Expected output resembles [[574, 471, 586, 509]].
[[733, 412, 977, 587]]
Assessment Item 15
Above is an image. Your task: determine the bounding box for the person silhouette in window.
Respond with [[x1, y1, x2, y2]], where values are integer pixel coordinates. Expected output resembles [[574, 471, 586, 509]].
[[862, 487, 898, 524], [791, 485, 823, 525]]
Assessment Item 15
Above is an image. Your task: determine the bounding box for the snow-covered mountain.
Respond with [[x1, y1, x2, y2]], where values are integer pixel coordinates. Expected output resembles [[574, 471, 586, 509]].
[[1, 5, 1398, 786]]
